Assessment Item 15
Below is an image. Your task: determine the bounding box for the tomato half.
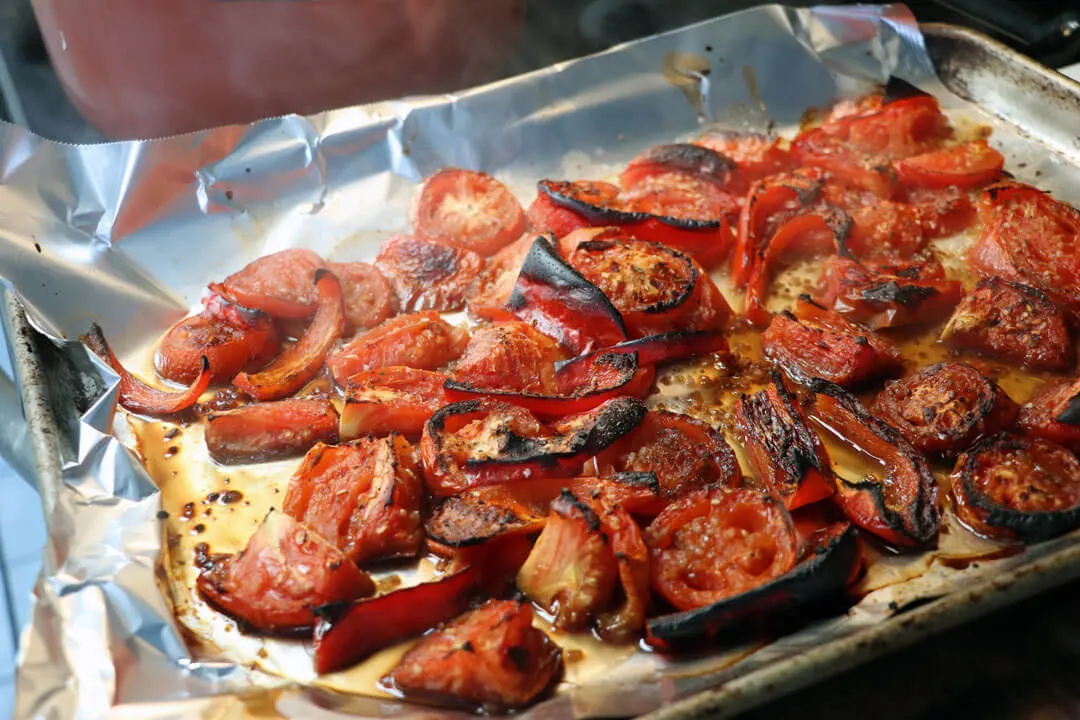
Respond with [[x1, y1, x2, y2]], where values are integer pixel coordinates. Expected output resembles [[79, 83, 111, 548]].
[[232, 270, 345, 401], [873, 362, 1018, 457], [843, 201, 926, 261], [217, 248, 325, 319], [382, 599, 563, 712], [375, 234, 487, 312], [339, 367, 448, 440], [205, 398, 339, 465], [693, 130, 792, 186], [283, 436, 424, 565], [953, 434, 1080, 541], [196, 510, 375, 634], [1018, 378, 1080, 451], [895, 140, 1004, 189], [619, 143, 736, 194], [326, 311, 469, 385], [326, 261, 397, 331], [645, 486, 797, 611], [412, 168, 527, 257], [941, 277, 1075, 373], [449, 321, 565, 395], [83, 323, 211, 417], [467, 232, 537, 321]]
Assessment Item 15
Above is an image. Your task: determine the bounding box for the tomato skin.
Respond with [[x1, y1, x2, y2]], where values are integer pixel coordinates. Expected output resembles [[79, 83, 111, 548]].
[[382, 599, 563, 712], [83, 323, 211, 417], [894, 140, 1004, 189], [953, 434, 1080, 541], [1018, 378, 1080, 451], [762, 296, 902, 388], [196, 510, 375, 634], [375, 234, 487, 312], [313, 565, 482, 674], [449, 321, 565, 395], [283, 435, 424, 565], [326, 311, 469, 385], [340, 367, 448, 440], [941, 277, 1075, 373], [205, 398, 339, 465], [420, 397, 647, 496], [817, 256, 963, 330], [412, 168, 527, 257], [736, 373, 835, 510], [218, 248, 325, 319], [645, 486, 798, 611], [873, 362, 1018, 458], [326, 261, 396, 331], [809, 380, 939, 548]]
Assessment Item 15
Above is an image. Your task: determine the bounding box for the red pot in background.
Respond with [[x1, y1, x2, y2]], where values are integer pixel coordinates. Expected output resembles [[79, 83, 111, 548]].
[[31, 0, 525, 139]]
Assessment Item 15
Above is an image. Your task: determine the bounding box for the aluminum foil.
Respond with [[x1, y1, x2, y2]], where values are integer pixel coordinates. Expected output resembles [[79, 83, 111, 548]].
[[5, 4, 1080, 719]]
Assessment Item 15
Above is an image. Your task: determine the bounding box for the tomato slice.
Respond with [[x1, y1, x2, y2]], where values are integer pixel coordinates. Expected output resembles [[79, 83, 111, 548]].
[[969, 183, 1080, 312], [205, 398, 339, 465], [645, 486, 797, 611], [156, 299, 279, 386], [313, 565, 481, 674], [326, 261, 396, 331], [895, 140, 1004, 189], [735, 373, 835, 510], [953, 434, 1080, 541], [217, 248, 325, 319], [843, 201, 926, 261], [420, 397, 647, 496], [597, 410, 740, 502], [762, 296, 902, 387], [1018, 378, 1080, 451], [809, 380, 939, 548], [817, 255, 963, 330], [449, 321, 565, 395], [326, 311, 469, 385], [382, 599, 563, 711], [83, 323, 211, 417], [232, 270, 344, 401], [526, 187, 596, 239], [374, 234, 487, 312], [941, 277, 1075, 373], [467, 232, 537, 322], [619, 143, 736, 193], [196, 510, 375, 634], [873, 362, 1018, 458], [506, 236, 628, 354], [283, 436, 424, 565], [339, 367, 448, 440], [905, 185, 977, 239], [693, 130, 792, 186], [412, 168, 527, 257]]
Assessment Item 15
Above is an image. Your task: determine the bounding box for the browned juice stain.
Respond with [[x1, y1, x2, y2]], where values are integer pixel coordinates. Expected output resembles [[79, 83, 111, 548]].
[[662, 51, 711, 119]]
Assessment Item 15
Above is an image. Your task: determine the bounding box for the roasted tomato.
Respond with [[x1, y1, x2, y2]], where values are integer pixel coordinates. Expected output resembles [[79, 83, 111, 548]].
[[842, 201, 926, 260], [216, 248, 325, 319], [810, 380, 939, 547], [313, 565, 482, 674], [421, 398, 647, 496], [374, 234, 487, 313], [873, 362, 1018, 457], [645, 486, 798, 611], [597, 410, 740, 502], [762, 296, 902, 387], [83, 323, 211, 417], [449, 321, 565, 395], [906, 185, 977, 239], [941, 277, 1075, 373], [326, 261, 396, 331], [326, 311, 469, 385], [736, 372, 835, 510], [952, 434, 1080, 541], [894, 140, 1004, 190], [339, 367, 448, 440], [517, 490, 650, 641], [467, 232, 537, 321], [506, 236, 627, 354], [382, 599, 563, 712], [554, 330, 730, 381], [646, 520, 859, 650], [619, 143, 736, 193], [817, 256, 963, 329], [1018, 378, 1080, 451], [693, 130, 792, 186], [196, 510, 375, 634], [283, 436, 424, 565], [567, 237, 730, 337], [232, 270, 344, 401], [412, 168, 527, 257], [205, 398, 339, 465], [156, 300, 279, 386], [968, 183, 1080, 313]]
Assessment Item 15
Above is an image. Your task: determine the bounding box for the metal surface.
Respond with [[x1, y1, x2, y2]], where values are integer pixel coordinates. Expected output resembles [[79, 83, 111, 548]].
[[4, 7, 1080, 719]]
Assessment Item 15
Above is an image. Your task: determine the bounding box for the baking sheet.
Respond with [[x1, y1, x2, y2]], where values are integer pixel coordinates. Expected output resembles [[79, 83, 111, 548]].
[[6, 4, 1080, 719]]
